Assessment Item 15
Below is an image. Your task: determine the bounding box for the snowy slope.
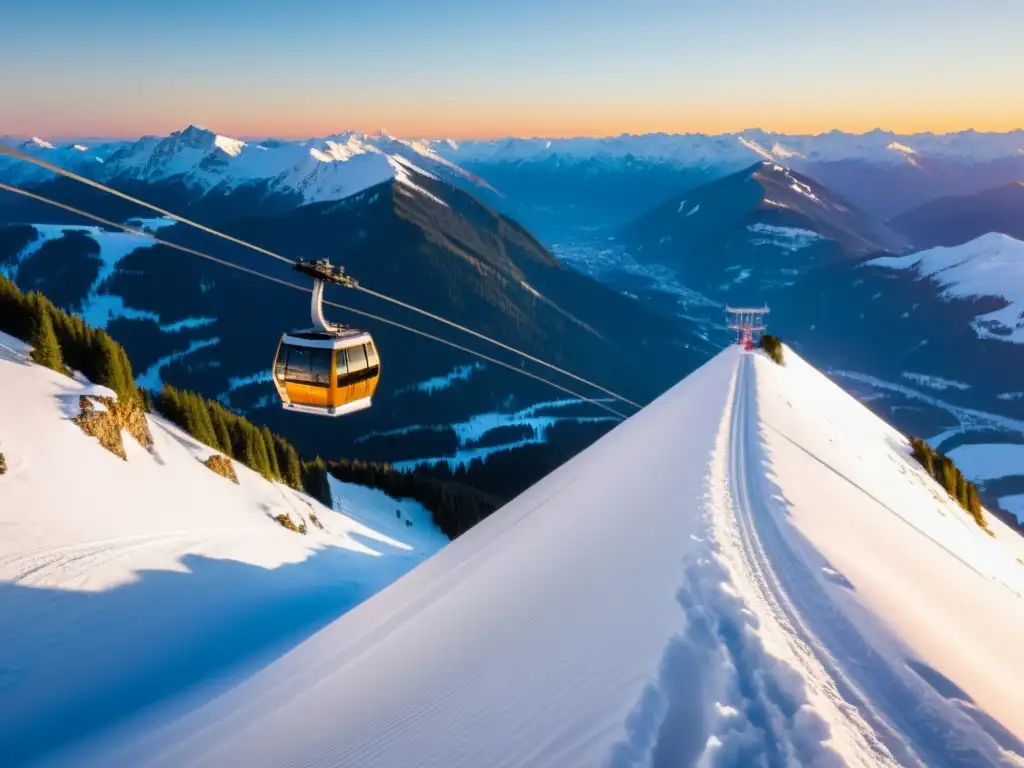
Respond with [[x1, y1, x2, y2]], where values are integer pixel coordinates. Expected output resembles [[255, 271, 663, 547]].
[[870, 233, 1024, 344], [54, 345, 1024, 767], [0, 330, 445, 765]]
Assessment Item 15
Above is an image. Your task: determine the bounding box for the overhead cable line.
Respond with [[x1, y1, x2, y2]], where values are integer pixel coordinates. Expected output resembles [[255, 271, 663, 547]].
[[0, 145, 643, 410], [0, 181, 629, 420]]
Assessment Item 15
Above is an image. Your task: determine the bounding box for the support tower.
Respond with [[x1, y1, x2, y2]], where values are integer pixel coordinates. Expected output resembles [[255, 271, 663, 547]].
[[725, 305, 770, 350]]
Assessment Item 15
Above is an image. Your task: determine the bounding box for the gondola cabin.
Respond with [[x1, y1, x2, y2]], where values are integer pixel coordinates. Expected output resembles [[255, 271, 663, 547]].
[[273, 330, 380, 417], [271, 257, 380, 417]]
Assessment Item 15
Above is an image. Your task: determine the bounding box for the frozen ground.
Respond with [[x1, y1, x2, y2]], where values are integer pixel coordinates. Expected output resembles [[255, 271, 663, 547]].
[[52, 345, 1024, 767], [0, 331, 445, 765]]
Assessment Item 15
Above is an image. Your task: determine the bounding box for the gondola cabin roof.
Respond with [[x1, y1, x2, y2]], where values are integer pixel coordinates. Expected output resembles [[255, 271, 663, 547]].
[[281, 328, 373, 350]]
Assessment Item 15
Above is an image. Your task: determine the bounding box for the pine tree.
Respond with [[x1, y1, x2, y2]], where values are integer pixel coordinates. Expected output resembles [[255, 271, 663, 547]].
[[275, 437, 302, 489], [939, 457, 958, 498], [233, 422, 269, 476], [115, 343, 137, 400], [261, 426, 281, 479], [209, 405, 234, 459], [94, 334, 130, 398], [229, 418, 249, 461], [251, 424, 273, 478], [966, 482, 985, 527], [186, 392, 220, 450], [956, 471, 970, 510], [302, 457, 331, 505], [28, 302, 63, 372], [157, 384, 184, 426]]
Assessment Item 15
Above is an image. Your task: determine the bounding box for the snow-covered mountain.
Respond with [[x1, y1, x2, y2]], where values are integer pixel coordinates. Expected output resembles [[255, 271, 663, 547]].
[[870, 233, 1024, 345], [612, 161, 908, 299], [426, 130, 1024, 239], [0, 125, 494, 208], [5, 126, 1023, 240], [0, 136, 122, 186], [0, 329, 447, 765], [428, 129, 1024, 167], [54, 344, 1024, 767]]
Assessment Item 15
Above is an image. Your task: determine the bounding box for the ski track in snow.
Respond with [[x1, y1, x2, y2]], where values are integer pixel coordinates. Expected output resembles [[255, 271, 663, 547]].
[[725, 357, 1018, 767]]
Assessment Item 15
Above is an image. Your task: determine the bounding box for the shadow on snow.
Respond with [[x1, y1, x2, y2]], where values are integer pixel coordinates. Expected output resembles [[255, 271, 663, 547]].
[[0, 538, 413, 766]]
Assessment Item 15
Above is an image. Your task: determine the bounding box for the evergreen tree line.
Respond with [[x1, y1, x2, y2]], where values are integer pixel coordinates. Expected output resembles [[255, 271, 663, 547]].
[[759, 333, 784, 365], [0, 274, 137, 400], [1, 275, 505, 540], [154, 385, 303, 490], [322, 458, 502, 540], [910, 437, 986, 528]]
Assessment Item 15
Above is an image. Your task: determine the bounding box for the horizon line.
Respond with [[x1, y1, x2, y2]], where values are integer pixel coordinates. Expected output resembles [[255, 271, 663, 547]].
[[6, 124, 1024, 145]]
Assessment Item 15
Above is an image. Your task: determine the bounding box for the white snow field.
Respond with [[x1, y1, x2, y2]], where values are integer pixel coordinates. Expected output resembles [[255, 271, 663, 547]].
[[48, 345, 1024, 767], [0, 331, 445, 766]]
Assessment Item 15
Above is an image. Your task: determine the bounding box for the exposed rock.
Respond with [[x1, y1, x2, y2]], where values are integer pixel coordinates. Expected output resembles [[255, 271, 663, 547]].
[[202, 454, 239, 484], [272, 513, 306, 535], [74, 395, 153, 460]]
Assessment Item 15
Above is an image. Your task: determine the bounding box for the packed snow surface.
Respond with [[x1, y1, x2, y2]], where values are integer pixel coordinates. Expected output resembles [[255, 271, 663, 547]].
[[0, 331, 445, 765], [57, 345, 1024, 767], [870, 233, 1024, 344]]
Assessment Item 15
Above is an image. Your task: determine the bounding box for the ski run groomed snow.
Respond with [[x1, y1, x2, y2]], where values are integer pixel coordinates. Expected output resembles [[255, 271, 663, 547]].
[[19, 342, 1020, 768], [0, 331, 447, 766]]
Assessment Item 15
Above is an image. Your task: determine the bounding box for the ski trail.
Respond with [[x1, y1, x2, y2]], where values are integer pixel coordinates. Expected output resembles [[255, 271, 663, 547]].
[[729, 353, 1020, 767], [695, 353, 893, 768]]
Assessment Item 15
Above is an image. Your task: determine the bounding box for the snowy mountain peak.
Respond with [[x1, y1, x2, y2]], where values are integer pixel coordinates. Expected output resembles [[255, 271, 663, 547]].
[[214, 134, 246, 157], [179, 123, 212, 139], [887, 141, 918, 155], [1, 125, 487, 206], [27, 136, 55, 149]]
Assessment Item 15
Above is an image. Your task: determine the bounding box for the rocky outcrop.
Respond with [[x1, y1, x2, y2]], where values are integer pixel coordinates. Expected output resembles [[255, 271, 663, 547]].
[[202, 454, 239, 484], [74, 395, 153, 460]]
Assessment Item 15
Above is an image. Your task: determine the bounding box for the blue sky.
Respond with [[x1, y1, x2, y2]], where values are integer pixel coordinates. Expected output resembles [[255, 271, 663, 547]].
[[3, 0, 1022, 138]]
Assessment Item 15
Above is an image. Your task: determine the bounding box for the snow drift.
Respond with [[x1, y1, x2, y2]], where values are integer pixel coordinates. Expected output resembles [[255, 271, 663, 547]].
[[50, 344, 1024, 767], [0, 331, 446, 765]]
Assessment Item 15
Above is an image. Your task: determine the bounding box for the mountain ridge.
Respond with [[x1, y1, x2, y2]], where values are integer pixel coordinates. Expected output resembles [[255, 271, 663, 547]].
[[891, 180, 1024, 248], [612, 162, 909, 302]]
